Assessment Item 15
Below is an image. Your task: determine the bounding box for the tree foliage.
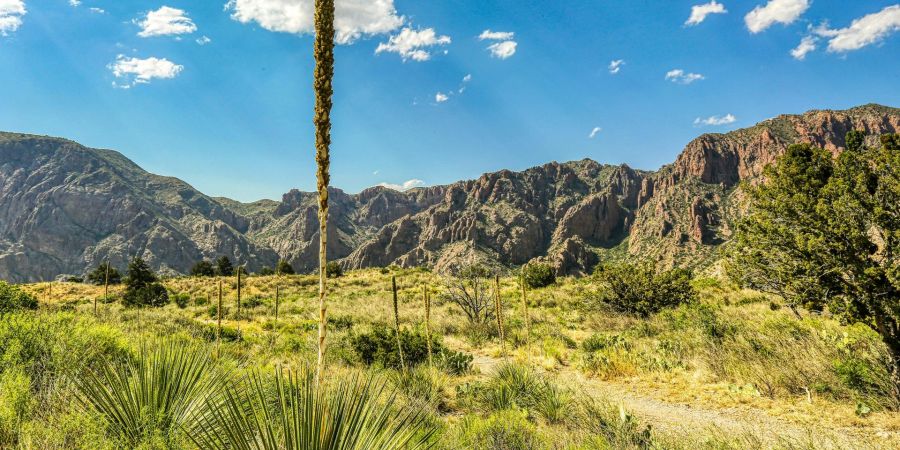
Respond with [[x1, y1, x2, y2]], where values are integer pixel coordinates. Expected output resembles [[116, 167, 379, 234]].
[[215, 256, 234, 277], [122, 257, 168, 308], [325, 261, 342, 278], [190, 260, 216, 277], [588, 262, 696, 317], [276, 259, 295, 275], [522, 262, 556, 288], [445, 263, 496, 325], [729, 134, 900, 390], [86, 263, 121, 285], [0, 281, 38, 315]]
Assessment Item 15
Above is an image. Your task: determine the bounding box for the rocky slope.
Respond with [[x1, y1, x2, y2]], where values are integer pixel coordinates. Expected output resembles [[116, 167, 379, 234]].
[[0, 104, 897, 282]]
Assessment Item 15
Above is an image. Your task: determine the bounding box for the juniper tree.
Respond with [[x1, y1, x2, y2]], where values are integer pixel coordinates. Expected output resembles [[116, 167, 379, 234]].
[[730, 134, 900, 396]]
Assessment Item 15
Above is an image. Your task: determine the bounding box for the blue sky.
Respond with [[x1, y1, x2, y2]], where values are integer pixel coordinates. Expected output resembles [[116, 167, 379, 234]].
[[1, 0, 899, 202]]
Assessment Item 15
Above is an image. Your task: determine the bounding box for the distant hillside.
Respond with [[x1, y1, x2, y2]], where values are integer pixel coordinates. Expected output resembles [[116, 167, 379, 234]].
[[0, 104, 898, 282]]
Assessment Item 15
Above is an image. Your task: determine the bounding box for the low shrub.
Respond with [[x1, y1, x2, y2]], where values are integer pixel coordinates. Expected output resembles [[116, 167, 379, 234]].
[[351, 324, 443, 370], [326, 261, 343, 278], [0, 282, 38, 314], [448, 410, 546, 450], [522, 263, 556, 288], [173, 293, 190, 309]]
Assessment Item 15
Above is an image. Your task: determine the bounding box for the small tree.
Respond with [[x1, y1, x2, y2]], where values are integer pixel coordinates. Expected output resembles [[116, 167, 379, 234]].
[[445, 263, 495, 325], [276, 260, 296, 275], [588, 262, 696, 317], [87, 263, 121, 285], [190, 260, 216, 277], [215, 256, 234, 277], [258, 266, 275, 276], [325, 261, 343, 278], [0, 281, 38, 314], [122, 257, 169, 308], [522, 262, 556, 288]]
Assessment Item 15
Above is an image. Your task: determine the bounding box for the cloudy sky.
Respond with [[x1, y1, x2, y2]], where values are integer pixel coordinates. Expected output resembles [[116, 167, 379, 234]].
[[1, 0, 899, 201]]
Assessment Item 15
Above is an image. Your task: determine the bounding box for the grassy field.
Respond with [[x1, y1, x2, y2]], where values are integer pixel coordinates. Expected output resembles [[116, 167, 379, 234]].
[[3, 268, 899, 449]]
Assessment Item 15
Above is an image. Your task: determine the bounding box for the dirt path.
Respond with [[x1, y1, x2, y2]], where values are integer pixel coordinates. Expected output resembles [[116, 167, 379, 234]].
[[469, 352, 898, 449]]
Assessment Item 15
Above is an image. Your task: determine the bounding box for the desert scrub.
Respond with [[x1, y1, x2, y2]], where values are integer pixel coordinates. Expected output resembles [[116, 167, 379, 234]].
[[444, 409, 546, 450], [586, 262, 697, 317], [351, 323, 472, 372], [0, 281, 37, 314]]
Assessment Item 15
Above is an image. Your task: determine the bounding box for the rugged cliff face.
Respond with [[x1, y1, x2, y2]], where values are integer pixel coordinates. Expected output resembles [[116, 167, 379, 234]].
[[0, 104, 897, 282]]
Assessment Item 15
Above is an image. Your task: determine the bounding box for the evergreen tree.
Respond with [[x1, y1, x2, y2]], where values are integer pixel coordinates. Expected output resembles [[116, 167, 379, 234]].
[[86, 263, 122, 285], [730, 134, 900, 393], [190, 260, 216, 277], [215, 256, 234, 277], [276, 260, 295, 275], [122, 257, 168, 308]]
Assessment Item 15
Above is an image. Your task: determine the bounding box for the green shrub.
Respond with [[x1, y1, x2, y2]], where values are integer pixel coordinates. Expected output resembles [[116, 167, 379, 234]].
[[588, 262, 697, 317], [276, 259, 296, 275], [173, 293, 190, 309], [522, 263, 556, 288], [0, 282, 38, 314], [0, 368, 31, 447], [190, 260, 216, 277], [351, 324, 447, 370], [87, 263, 122, 285], [328, 314, 354, 330], [582, 333, 627, 353], [449, 410, 546, 450], [435, 348, 473, 375], [326, 261, 343, 278]]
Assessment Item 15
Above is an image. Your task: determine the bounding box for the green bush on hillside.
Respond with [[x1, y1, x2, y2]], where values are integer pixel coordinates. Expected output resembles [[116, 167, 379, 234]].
[[588, 262, 697, 317], [351, 324, 470, 373], [326, 261, 343, 278], [522, 262, 556, 288], [0, 282, 37, 314]]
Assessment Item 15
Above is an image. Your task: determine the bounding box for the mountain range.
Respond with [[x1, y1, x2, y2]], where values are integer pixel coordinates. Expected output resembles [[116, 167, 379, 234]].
[[1, 104, 898, 283]]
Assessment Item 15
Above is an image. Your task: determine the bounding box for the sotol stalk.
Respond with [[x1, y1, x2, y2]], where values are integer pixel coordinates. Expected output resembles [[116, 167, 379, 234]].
[[313, 0, 335, 386]]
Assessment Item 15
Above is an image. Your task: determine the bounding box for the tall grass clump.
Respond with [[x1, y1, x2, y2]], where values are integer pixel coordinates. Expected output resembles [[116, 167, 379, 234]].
[[74, 341, 223, 447], [190, 366, 438, 450]]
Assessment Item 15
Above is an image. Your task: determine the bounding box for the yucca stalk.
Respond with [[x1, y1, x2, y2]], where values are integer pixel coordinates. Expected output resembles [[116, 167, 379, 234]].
[[495, 275, 505, 352], [98, 259, 110, 315], [189, 366, 437, 450], [217, 279, 223, 358], [75, 341, 223, 447], [424, 285, 432, 368], [520, 273, 531, 344], [275, 285, 280, 321], [314, 0, 335, 386], [392, 276, 406, 372], [236, 263, 242, 316]]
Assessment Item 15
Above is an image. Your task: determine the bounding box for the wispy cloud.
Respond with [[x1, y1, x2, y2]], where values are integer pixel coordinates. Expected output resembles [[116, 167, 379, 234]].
[[435, 92, 448, 103], [791, 35, 817, 60], [814, 5, 900, 53], [686, 1, 727, 26], [745, 0, 809, 34], [136, 6, 197, 38], [196, 35, 212, 45], [608, 59, 625, 74], [375, 27, 451, 61], [479, 29, 517, 59], [378, 179, 426, 191], [694, 114, 736, 126], [666, 69, 705, 84], [588, 127, 602, 139]]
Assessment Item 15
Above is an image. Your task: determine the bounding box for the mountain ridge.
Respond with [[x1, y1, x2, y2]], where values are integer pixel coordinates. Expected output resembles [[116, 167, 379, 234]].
[[1, 104, 898, 282]]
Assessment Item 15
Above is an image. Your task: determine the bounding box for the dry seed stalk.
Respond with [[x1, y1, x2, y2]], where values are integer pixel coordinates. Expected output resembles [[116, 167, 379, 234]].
[[495, 275, 505, 352], [392, 276, 406, 372], [424, 285, 432, 368]]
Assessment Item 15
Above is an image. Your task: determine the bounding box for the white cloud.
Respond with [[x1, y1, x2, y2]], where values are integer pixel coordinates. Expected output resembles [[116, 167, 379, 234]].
[[109, 55, 183, 87], [694, 114, 736, 126], [377, 179, 425, 191], [458, 74, 472, 93], [0, 0, 26, 36], [588, 127, 602, 139], [69, 0, 81, 6], [608, 59, 625, 74], [462, 74, 472, 82], [686, 1, 727, 26], [196, 35, 212, 45], [435, 92, 448, 103], [90, 7, 105, 14], [814, 5, 900, 53], [745, 0, 809, 34], [478, 29, 514, 41], [375, 27, 450, 61], [487, 40, 517, 59], [665, 69, 705, 84], [479, 29, 517, 59], [226, 0, 404, 44], [136, 6, 197, 37], [791, 35, 817, 59]]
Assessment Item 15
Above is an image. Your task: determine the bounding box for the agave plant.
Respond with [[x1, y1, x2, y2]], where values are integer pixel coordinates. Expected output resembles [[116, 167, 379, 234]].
[[189, 366, 438, 450], [74, 341, 223, 447]]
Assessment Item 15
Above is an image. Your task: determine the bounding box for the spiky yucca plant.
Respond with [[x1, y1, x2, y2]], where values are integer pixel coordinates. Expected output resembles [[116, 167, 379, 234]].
[[74, 341, 223, 447], [189, 366, 437, 450], [313, 0, 336, 385]]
